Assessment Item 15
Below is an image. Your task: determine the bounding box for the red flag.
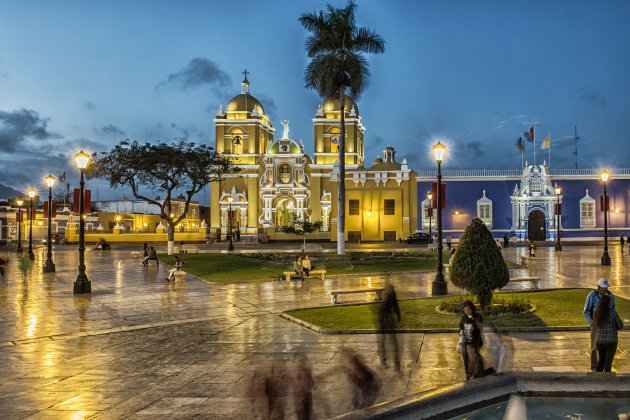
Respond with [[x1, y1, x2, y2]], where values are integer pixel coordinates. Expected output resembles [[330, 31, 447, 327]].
[[73, 188, 80, 213], [73, 189, 91, 213], [84, 189, 91, 213], [528, 126, 534, 141], [26, 208, 37, 220], [431, 183, 447, 209], [44, 201, 48, 217], [600, 196, 610, 212]]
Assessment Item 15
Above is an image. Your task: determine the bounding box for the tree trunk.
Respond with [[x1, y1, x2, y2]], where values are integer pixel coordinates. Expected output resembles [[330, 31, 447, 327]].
[[167, 224, 175, 255], [337, 85, 346, 255]]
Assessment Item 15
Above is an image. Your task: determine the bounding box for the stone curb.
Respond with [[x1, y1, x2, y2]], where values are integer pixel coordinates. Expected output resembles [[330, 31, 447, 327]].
[[279, 313, 625, 334]]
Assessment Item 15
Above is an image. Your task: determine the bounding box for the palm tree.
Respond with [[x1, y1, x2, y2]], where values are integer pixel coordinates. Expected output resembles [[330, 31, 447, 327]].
[[300, 1, 385, 255]]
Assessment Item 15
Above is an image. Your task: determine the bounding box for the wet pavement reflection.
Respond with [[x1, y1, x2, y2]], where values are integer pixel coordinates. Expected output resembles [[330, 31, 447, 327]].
[[0, 245, 627, 418]]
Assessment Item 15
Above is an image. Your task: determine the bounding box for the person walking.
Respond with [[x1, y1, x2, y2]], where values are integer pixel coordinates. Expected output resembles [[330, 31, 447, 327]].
[[583, 278, 617, 371], [446, 234, 453, 250], [0, 255, 8, 284], [621, 236, 625, 251], [593, 294, 623, 372], [343, 350, 381, 409], [457, 301, 489, 380], [528, 241, 536, 258], [503, 234, 509, 249], [19, 253, 32, 279], [291, 353, 314, 420], [377, 283, 402, 372]]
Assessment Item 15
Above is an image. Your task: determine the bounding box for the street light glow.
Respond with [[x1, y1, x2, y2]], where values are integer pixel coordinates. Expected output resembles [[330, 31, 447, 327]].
[[74, 150, 91, 170], [45, 174, 56, 188], [27, 189, 36, 198], [600, 170, 610, 183], [554, 185, 561, 195], [427, 191, 432, 201], [432, 141, 446, 163], [17, 199, 23, 206]]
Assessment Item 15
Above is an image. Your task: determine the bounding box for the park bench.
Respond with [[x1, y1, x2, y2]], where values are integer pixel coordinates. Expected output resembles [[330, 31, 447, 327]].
[[172, 270, 186, 282], [179, 245, 200, 254], [330, 287, 385, 304], [508, 276, 541, 289], [283, 269, 327, 283]]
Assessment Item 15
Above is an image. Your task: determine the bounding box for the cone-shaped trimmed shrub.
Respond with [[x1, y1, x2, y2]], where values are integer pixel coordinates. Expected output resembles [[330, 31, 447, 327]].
[[450, 218, 510, 308]]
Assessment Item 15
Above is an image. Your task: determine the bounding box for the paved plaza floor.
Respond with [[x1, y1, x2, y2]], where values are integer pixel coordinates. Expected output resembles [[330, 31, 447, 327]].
[[0, 245, 628, 419]]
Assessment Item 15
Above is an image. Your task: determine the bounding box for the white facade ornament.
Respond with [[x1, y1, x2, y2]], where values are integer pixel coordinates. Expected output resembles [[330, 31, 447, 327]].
[[251, 106, 259, 116], [216, 105, 223, 115], [200, 220, 207, 228], [316, 104, 323, 117], [349, 106, 356, 117]]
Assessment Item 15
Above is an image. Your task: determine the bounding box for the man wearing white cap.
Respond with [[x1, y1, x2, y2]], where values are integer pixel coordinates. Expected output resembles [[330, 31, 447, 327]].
[[583, 278, 616, 371]]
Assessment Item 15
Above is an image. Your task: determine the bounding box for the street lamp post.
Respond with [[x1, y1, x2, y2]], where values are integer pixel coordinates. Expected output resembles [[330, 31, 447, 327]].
[[16, 199, 23, 253], [431, 141, 448, 296], [427, 191, 433, 238], [554, 184, 562, 252], [601, 170, 611, 266], [73, 150, 91, 294], [43, 175, 56, 272], [27, 189, 36, 260], [227, 196, 235, 251]]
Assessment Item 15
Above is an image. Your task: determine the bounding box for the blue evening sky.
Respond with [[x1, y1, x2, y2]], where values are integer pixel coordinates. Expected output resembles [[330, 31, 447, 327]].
[[1, 0, 629, 197]]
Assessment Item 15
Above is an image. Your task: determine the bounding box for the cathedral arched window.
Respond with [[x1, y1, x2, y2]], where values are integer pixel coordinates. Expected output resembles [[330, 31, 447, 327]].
[[278, 164, 291, 183], [477, 190, 493, 228]]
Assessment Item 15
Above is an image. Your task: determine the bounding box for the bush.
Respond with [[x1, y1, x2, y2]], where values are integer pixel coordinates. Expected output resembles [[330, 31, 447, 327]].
[[449, 218, 510, 308], [437, 295, 533, 317]]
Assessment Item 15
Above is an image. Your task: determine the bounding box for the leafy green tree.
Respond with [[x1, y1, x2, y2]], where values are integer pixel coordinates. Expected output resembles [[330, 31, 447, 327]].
[[449, 218, 510, 308], [88, 140, 237, 254], [300, 0, 385, 255], [282, 215, 324, 252]]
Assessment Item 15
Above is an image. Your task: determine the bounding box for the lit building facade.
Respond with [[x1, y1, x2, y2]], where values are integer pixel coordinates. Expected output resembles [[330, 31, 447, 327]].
[[210, 75, 418, 242], [417, 164, 630, 240]]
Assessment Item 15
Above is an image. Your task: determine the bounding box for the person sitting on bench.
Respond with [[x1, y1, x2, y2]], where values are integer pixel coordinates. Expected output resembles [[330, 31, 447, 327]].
[[143, 246, 159, 266], [166, 256, 184, 281], [302, 255, 312, 277], [293, 255, 304, 281]]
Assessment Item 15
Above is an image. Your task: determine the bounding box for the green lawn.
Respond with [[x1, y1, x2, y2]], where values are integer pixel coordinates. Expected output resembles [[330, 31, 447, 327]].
[[158, 253, 521, 283], [285, 289, 630, 330]]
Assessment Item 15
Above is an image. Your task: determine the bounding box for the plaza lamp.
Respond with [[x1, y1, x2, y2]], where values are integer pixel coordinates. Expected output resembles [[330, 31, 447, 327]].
[[431, 141, 448, 296], [27, 189, 36, 260], [16, 199, 23, 254], [554, 185, 562, 252], [227, 196, 235, 251], [43, 175, 56, 272], [427, 191, 433, 238], [600, 170, 611, 266], [73, 150, 91, 294]]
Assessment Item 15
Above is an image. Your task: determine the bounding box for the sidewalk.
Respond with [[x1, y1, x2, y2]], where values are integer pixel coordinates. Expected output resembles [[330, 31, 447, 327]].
[[0, 246, 627, 418]]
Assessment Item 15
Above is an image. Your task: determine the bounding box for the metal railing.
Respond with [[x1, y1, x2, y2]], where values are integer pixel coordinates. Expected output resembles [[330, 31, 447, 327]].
[[417, 168, 630, 178]]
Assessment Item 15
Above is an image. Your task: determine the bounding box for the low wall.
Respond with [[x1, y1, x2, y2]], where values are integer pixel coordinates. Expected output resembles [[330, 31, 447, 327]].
[[65, 229, 207, 244]]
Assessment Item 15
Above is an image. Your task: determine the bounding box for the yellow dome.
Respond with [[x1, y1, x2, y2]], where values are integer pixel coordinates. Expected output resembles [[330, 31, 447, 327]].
[[322, 96, 359, 116], [226, 93, 265, 116]]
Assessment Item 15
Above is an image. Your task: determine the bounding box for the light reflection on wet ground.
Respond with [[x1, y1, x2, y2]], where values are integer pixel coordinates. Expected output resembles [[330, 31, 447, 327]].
[[0, 245, 627, 418]]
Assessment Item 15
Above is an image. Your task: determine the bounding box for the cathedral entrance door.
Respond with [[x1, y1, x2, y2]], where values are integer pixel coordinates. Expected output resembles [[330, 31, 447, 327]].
[[528, 209, 546, 241], [275, 198, 295, 228]]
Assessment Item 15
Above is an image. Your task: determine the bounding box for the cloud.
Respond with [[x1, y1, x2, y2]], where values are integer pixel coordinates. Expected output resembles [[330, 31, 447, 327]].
[[578, 87, 607, 108], [158, 58, 231, 92], [101, 124, 126, 137], [466, 141, 484, 159], [0, 108, 61, 152], [84, 101, 96, 111], [256, 94, 277, 120]]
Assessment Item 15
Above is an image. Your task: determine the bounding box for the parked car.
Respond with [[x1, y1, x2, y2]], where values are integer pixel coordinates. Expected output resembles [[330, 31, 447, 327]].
[[405, 232, 432, 244]]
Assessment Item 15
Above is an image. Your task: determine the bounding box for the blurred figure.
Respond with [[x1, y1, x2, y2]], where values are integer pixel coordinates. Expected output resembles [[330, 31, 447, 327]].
[[19, 253, 32, 279], [0, 255, 8, 283], [483, 320, 508, 372], [593, 294, 623, 372], [503, 394, 527, 420], [250, 358, 287, 420], [528, 241, 536, 258], [293, 255, 304, 281], [291, 353, 313, 420], [301, 255, 312, 277], [343, 349, 381, 409], [376, 283, 402, 372]]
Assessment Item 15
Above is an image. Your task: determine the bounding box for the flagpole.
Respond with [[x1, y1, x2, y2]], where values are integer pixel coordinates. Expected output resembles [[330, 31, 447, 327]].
[[548, 131, 551, 168], [533, 127, 536, 166]]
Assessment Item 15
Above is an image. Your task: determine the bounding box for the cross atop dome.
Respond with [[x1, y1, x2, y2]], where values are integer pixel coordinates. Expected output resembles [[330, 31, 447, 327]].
[[241, 69, 250, 94]]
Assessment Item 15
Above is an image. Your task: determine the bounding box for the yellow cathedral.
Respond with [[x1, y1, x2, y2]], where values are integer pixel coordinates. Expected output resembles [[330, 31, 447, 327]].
[[210, 73, 418, 242]]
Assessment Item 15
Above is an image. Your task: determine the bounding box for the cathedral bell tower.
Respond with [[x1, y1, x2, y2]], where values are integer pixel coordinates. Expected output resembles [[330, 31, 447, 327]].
[[312, 96, 365, 166], [213, 70, 275, 165]]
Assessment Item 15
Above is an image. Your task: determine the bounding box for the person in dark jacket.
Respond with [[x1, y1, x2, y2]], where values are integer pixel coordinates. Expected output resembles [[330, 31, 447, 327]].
[[458, 301, 486, 380], [343, 350, 381, 409], [583, 278, 616, 371], [376, 283, 402, 372], [593, 294, 624, 372]]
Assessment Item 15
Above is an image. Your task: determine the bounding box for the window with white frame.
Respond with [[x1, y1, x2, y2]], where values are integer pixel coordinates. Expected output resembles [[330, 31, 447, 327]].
[[421, 199, 432, 229], [476, 190, 493, 228], [580, 190, 596, 228]]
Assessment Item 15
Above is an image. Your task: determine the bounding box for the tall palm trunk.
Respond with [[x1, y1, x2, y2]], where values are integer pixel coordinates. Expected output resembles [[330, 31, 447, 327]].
[[337, 84, 346, 255]]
